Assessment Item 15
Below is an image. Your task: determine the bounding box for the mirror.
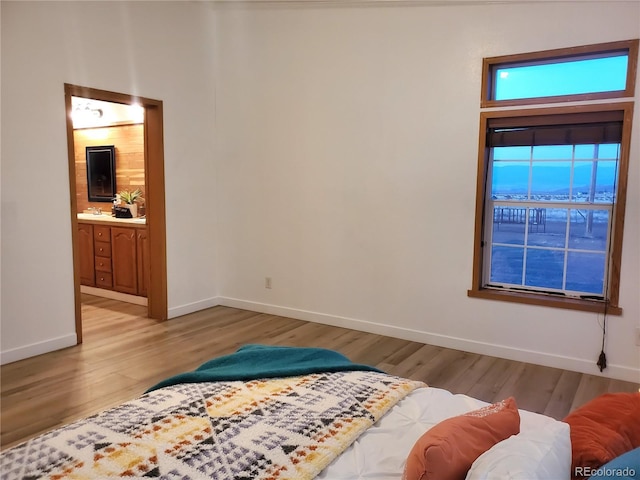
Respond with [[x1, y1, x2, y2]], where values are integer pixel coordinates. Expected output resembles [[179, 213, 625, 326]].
[[86, 145, 116, 202]]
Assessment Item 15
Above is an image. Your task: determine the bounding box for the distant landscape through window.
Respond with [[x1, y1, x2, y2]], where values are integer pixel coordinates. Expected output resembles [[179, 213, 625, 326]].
[[488, 142, 619, 296]]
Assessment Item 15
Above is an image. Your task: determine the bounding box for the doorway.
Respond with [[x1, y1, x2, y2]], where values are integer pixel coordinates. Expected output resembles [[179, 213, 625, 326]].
[[65, 84, 168, 343]]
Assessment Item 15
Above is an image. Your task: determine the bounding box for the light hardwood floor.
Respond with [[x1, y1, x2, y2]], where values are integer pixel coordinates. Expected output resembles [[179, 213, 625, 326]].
[[2, 294, 638, 449]]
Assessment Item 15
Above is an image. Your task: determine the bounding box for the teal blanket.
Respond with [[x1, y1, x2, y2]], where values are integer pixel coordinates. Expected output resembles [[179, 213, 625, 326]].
[[146, 344, 382, 392]]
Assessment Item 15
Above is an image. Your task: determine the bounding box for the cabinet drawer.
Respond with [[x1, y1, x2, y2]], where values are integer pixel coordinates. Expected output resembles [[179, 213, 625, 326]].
[[94, 226, 110, 243], [95, 241, 111, 258], [95, 271, 112, 288], [94, 256, 112, 273]]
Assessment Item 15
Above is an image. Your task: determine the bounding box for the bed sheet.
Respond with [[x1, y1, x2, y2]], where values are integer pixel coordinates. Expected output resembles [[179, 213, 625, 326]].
[[318, 386, 561, 480]]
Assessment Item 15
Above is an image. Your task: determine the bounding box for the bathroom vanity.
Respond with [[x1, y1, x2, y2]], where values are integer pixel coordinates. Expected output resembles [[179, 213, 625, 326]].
[[77, 214, 149, 298]]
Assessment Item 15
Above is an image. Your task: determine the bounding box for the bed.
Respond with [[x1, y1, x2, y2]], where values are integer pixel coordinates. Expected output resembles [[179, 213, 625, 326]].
[[0, 344, 612, 480]]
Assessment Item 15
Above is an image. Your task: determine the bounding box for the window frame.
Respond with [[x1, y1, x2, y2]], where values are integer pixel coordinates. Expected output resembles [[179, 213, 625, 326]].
[[468, 102, 634, 315], [481, 39, 639, 108]]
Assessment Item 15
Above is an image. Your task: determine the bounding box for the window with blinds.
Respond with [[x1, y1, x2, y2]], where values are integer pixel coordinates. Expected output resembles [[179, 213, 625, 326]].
[[485, 112, 623, 298], [469, 40, 637, 314]]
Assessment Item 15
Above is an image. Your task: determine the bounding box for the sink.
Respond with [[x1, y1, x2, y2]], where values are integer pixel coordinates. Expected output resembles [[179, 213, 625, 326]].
[[77, 213, 112, 220]]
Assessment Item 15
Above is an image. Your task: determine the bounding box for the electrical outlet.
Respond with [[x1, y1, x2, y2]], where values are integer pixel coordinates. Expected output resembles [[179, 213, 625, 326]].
[[265, 277, 272, 289], [636, 327, 640, 346]]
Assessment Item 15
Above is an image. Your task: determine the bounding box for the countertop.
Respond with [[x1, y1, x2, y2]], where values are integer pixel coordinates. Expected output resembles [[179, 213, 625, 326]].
[[77, 213, 147, 227]]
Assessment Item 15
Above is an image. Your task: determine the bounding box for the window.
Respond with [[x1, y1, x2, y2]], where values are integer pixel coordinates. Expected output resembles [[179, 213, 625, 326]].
[[470, 41, 637, 314], [481, 39, 638, 107]]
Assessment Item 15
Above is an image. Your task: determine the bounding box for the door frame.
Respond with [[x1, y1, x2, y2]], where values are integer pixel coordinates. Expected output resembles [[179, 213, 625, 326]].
[[65, 84, 168, 342]]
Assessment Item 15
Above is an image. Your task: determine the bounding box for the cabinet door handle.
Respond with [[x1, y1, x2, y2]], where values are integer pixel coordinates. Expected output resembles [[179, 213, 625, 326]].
[[98, 232, 103, 237]]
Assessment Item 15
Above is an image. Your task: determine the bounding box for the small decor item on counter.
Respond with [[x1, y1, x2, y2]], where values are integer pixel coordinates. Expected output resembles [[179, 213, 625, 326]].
[[114, 205, 133, 218], [112, 193, 121, 216], [118, 189, 143, 218]]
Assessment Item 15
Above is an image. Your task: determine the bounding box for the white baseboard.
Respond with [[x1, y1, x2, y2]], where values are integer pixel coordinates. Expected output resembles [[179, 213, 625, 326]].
[[1, 333, 77, 365], [219, 297, 640, 383], [80, 286, 148, 306], [169, 297, 221, 319]]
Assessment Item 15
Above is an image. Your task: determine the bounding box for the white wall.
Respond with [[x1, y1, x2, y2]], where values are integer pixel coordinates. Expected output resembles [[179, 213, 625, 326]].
[[212, 1, 640, 381], [1, 1, 218, 362], [2, 1, 638, 382]]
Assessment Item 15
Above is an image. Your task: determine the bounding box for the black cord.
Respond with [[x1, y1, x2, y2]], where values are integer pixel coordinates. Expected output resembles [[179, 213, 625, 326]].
[[596, 146, 619, 372], [597, 313, 607, 372]]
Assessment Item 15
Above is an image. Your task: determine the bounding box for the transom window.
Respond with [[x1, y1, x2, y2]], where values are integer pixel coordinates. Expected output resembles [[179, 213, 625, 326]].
[[481, 39, 638, 107], [494, 55, 629, 101], [470, 40, 637, 315]]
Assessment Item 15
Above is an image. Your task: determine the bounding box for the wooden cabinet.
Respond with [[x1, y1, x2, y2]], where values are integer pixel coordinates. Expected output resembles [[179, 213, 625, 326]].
[[78, 223, 95, 286], [94, 226, 113, 289], [78, 221, 147, 297], [136, 229, 150, 298], [111, 227, 138, 295]]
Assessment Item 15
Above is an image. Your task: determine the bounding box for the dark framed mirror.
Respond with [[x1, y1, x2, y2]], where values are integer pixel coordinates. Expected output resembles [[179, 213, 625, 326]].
[[86, 145, 116, 202]]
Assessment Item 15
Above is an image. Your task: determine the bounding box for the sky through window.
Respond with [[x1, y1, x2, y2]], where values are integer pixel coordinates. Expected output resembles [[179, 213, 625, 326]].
[[495, 55, 629, 100]]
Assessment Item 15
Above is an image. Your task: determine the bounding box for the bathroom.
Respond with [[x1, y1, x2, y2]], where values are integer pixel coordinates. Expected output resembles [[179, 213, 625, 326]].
[[72, 97, 149, 307]]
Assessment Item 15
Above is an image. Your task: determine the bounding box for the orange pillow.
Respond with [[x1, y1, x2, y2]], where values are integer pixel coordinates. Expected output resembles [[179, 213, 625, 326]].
[[403, 397, 520, 480], [564, 392, 640, 479]]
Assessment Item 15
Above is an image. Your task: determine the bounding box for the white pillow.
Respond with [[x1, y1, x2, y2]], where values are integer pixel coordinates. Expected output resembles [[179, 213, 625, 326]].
[[465, 420, 571, 480]]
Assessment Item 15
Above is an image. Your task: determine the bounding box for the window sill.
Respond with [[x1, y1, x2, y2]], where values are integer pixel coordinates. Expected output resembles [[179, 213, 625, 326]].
[[467, 288, 622, 316]]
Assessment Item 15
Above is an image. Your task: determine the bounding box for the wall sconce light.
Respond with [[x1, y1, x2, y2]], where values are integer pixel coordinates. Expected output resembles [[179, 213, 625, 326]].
[[132, 104, 144, 124]]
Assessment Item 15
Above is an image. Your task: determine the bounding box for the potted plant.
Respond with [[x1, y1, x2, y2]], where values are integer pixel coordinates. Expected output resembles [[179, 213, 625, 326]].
[[118, 189, 143, 217]]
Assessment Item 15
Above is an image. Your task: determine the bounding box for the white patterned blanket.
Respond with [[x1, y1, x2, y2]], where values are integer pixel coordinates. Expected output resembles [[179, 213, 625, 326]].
[[1, 371, 425, 480]]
